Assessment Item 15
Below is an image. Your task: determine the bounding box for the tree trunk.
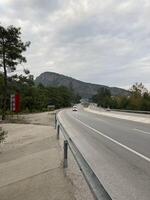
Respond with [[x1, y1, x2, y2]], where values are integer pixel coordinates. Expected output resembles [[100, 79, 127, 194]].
[[2, 46, 7, 121]]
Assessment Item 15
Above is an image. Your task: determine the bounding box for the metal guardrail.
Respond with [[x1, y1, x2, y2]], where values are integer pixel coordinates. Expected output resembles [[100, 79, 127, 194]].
[[89, 105, 150, 114], [111, 109, 150, 114], [55, 112, 112, 200]]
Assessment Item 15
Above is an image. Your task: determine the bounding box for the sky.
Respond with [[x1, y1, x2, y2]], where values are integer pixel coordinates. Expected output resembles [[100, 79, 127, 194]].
[[0, 0, 150, 89]]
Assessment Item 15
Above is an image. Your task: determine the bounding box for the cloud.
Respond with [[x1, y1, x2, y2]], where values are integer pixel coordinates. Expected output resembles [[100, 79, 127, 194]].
[[0, 0, 150, 89]]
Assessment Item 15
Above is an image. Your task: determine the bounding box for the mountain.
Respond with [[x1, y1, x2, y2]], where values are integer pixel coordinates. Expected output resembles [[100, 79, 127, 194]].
[[35, 72, 130, 98]]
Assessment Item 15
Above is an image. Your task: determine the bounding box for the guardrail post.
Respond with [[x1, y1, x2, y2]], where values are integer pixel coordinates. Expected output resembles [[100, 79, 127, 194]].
[[57, 124, 60, 140], [55, 113, 57, 129], [63, 140, 68, 168]]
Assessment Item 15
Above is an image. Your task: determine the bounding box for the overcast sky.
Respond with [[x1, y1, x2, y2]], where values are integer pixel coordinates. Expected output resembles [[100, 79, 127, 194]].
[[0, 0, 150, 89]]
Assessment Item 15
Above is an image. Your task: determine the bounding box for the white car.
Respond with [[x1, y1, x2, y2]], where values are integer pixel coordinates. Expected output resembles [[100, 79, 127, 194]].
[[106, 107, 111, 111], [72, 106, 77, 111]]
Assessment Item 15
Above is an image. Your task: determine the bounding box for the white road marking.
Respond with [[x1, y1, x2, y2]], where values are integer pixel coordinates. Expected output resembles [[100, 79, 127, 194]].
[[133, 128, 150, 135], [71, 116, 150, 163]]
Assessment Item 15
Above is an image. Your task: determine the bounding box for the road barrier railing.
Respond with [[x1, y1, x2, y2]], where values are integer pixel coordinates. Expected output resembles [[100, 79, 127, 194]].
[[55, 112, 112, 200], [111, 109, 150, 114], [89, 104, 150, 114]]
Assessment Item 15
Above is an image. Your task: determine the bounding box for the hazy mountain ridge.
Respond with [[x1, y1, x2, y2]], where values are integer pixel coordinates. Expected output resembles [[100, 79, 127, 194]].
[[35, 72, 130, 98]]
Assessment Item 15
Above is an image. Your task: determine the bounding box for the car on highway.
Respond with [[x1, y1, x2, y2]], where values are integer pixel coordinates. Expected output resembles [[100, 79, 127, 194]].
[[106, 107, 111, 111], [72, 105, 77, 111]]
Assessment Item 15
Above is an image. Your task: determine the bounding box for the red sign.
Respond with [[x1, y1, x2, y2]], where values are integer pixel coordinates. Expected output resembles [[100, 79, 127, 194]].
[[15, 94, 21, 113], [10, 94, 21, 113]]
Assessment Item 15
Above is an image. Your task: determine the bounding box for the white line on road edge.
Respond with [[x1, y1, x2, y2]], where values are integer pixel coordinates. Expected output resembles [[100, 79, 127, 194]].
[[72, 116, 150, 163], [133, 128, 150, 135]]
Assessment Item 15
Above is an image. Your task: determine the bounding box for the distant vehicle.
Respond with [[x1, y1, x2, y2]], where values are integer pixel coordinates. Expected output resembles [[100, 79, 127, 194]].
[[72, 106, 77, 111], [106, 107, 111, 111]]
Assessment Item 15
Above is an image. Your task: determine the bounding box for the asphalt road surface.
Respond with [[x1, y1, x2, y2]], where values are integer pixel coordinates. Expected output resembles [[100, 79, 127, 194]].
[[58, 106, 150, 200]]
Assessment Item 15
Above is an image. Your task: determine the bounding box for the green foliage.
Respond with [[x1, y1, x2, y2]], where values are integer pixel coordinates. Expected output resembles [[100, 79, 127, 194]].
[[92, 87, 111, 107], [0, 73, 80, 113], [0, 127, 7, 143], [0, 25, 30, 73], [130, 82, 148, 97], [92, 83, 150, 111], [0, 25, 30, 119]]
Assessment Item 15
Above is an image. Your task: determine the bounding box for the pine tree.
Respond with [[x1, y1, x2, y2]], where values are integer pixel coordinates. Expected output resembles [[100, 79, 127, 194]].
[[0, 25, 30, 120]]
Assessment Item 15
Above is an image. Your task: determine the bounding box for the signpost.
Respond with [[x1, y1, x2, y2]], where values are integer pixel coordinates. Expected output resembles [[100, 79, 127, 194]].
[[10, 94, 21, 113]]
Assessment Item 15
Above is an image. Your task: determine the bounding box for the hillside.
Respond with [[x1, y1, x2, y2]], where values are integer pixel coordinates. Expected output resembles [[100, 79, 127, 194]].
[[35, 72, 130, 98]]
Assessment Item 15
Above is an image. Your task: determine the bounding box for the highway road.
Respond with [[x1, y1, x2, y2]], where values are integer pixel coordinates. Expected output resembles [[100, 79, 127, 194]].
[[58, 106, 150, 200]]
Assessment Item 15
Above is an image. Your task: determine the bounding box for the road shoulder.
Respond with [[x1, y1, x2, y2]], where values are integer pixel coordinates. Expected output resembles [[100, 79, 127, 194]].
[[85, 106, 150, 124], [0, 112, 75, 200]]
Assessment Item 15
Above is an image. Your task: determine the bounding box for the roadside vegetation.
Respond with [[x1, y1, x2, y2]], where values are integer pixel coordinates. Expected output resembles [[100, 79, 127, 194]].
[[0, 25, 30, 120], [0, 24, 80, 119], [1, 24, 149, 118], [0, 72, 81, 115], [92, 83, 150, 111], [0, 127, 7, 144]]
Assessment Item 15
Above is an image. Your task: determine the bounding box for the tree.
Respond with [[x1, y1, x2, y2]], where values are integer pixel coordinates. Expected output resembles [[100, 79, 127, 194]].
[[92, 87, 111, 107], [130, 82, 148, 97], [0, 25, 30, 120], [128, 83, 146, 110]]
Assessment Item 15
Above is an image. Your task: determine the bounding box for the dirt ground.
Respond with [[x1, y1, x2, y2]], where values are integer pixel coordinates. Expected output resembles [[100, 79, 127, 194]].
[[0, 111, 94, 200]]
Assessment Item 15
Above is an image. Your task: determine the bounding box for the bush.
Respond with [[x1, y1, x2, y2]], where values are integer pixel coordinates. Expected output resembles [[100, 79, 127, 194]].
[[0, 127, 7, 143]]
